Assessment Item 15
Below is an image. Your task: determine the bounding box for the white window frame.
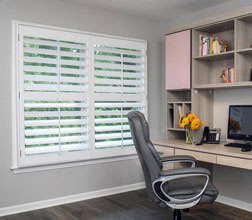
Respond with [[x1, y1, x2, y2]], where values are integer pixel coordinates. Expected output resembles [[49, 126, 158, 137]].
[[12, 21, 148, 170]]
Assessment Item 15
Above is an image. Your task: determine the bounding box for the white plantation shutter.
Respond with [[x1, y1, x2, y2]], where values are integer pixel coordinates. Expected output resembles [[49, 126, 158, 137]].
[[92, 36, 147, 158], [18, 26, 91, 166], [14, 23, 147, 167]]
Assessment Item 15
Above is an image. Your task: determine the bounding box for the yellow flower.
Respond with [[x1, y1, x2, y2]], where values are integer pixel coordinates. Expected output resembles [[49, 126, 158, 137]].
[[179, 115, 184, 127], [188, 113, 197, 122], [181, 117, 189, 128], [191, 118, 204, 130]]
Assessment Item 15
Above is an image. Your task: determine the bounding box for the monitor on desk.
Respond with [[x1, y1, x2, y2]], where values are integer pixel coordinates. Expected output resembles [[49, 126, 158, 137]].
[[228, 105, 252, 141]]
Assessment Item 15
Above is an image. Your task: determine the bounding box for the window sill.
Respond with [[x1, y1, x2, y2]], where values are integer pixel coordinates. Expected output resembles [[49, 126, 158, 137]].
[[11, 154, 138, 174]]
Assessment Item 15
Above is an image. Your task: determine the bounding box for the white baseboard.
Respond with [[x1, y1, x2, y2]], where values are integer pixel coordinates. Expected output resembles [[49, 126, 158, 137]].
[[1, 183, 250, 217], [0, 182, 145, 217], [216, 195, 252, 212]]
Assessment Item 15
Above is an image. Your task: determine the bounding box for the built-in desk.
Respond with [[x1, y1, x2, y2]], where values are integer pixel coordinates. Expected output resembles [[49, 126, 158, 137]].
[[154, 139, 252, 170]]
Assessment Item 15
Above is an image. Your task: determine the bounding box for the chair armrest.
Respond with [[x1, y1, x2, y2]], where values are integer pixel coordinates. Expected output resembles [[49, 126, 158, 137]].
[[161, 155, 196, 168], [161, 155, 196, 163], [153, 167, 210, 209], [160, 167, 211, 177]]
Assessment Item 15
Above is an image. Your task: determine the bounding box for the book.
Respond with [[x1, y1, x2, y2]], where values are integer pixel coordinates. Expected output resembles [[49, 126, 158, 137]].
[[231, 68, 235, 83], [178, 105, 182, 117], [228, 68, 231, 83], [169, 108, 174, 126], [203, 36, 207, 56], [199, 35, 227, 56], [199, 35, 203, 56], [224, 68, 228, 83], [210, 37, 214, 54], [207, 38, 210, 55], [223, 68, 235, 83]]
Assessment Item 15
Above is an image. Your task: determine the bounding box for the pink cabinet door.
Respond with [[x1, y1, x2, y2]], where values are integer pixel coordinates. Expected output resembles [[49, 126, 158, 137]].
[[165, 30, 191, 90]]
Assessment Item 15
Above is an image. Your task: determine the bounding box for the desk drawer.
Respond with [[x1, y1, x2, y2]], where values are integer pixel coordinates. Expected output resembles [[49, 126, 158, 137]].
[[175, 149, 217, 164], [217, 155, 252, 170]]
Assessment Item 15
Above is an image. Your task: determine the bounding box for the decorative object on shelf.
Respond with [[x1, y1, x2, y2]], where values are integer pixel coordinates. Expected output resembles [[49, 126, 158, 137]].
[[179, 113, 204, 144], [220, 73, 225, 83], [250, 45, 252, 48], [222, 41, 228, 52], [250, 69, 252, 81]]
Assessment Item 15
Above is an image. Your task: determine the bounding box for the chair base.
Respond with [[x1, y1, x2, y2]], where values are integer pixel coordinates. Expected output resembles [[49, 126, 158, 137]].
[[173, 210, 181, 220]]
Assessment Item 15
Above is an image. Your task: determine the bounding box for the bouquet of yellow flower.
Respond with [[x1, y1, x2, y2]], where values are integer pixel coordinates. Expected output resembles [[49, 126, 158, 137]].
[[179, 113, 204, 130], [179, 113, 204, 144]]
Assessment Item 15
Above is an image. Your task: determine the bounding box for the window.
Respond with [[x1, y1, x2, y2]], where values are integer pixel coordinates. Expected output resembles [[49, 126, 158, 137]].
[[13, 22, 147, 168]]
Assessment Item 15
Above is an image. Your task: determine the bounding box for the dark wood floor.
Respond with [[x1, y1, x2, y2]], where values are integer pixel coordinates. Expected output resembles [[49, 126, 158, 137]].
[[1, 189, 252, 220]]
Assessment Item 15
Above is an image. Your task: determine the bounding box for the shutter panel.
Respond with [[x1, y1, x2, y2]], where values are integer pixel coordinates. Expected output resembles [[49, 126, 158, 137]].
[[18, 26, 91, 165], [92, 37, 147, 158]]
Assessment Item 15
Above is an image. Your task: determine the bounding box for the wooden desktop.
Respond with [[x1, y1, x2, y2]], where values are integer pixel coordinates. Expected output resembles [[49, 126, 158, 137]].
[[154, 139, 252, 170]]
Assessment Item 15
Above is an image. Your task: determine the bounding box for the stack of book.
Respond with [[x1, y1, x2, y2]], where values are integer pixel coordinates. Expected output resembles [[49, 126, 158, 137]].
[[223, 68, 235, 83], [199, 35, 228, 56]]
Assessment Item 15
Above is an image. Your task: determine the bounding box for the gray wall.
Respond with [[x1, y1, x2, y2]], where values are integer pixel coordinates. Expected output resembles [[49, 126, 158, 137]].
[[213, 89, 252, 204], [0, 0, 162, 208], [161, 0, 252, 206], [163, 0, 252, 31]]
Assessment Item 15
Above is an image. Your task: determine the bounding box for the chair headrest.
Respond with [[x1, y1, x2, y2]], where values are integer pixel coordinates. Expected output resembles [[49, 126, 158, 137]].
[[127, 111, 150, 142]]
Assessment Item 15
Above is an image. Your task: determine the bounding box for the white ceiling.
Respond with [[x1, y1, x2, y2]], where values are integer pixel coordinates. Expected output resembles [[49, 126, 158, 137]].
[[67, 0, 231, 22]]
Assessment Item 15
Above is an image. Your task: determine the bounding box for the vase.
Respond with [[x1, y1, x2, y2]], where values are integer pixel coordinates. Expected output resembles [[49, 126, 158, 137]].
[[186, 127, 194, 144]]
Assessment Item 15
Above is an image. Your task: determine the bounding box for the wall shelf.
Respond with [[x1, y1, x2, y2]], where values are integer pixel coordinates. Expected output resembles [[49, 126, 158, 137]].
[[193, 82, 252, 90], [193, 51, 234, 61], [236, 48, 252, 55]]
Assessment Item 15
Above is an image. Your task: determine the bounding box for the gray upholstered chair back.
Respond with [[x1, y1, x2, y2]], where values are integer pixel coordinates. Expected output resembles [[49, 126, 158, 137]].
[[127, 111, 162, 204]]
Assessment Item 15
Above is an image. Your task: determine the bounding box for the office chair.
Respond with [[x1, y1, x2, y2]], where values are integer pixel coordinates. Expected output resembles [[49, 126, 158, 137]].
[[127, 111, 218, 220]]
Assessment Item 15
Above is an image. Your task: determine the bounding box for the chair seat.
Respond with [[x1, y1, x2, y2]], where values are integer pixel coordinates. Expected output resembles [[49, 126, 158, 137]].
[[163, 176, 218, 204]]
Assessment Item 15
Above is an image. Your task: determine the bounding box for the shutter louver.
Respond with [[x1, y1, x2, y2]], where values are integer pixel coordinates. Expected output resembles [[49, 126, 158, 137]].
[[93, 37, 147, 156], [19, 27, 90, 161]]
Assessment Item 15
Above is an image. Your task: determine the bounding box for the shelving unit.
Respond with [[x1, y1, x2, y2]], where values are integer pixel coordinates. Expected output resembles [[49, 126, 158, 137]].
[[236, 52, 252, 82], [235, 16, 252, 83], [166, 90, 191, 139], [192, 17, 252, 88], [165, 14, 252, 140], [190, 16, 252, 140], [192, 20, 235, 87], [236, 15, 252, 50], [192, 21, 235, 86], [166, 15, 252, 140]]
